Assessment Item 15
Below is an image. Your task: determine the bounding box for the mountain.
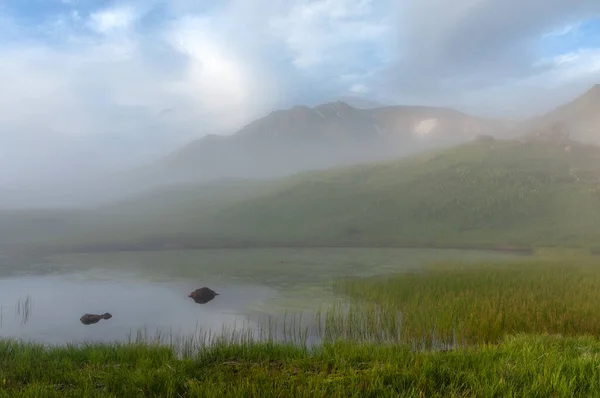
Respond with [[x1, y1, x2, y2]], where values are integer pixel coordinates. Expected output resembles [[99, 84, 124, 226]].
[[5, 83, 598, 210], [526, 84, 600, 144], [333, 96, 390, 109], [0, 101, 510, 209], [9, 134, 600, 254], [154, 101, 511, 185], [158, 85, 600, 187]]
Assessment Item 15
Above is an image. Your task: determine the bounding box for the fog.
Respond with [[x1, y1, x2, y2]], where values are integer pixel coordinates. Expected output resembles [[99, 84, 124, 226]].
[[2, 1, 600, 360], [0, 1, 599, 209]]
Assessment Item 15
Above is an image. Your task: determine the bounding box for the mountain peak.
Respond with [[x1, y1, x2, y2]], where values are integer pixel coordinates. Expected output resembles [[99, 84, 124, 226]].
[[315, 101, 355, 111]]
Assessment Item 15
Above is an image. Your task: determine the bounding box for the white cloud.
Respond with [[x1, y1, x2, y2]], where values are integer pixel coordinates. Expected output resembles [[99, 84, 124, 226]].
[[545, 48, 600, 84], [542, 22, 582, 38], [349, 83, 369, 94], [455, 47, 600, 118], [270, 0, 393, 70], [0, 0, 599, 186], [371, 0, 600, 116], [88, 6, 139, 34], [164, 17, 253, 124], [0, 2, 285, 184]]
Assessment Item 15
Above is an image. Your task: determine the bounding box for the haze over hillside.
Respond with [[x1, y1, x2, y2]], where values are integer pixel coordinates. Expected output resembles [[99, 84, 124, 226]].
[[527, 85, 600, 143], [0, 100, 509, 209], [153, 101, 511, 184], [0, 85, 598, 210], [5, 128, 600, 254], [1, 0, 599, 212]]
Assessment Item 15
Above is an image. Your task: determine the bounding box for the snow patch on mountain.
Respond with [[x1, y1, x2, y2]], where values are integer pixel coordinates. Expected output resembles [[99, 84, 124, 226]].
[[414, 118, 439, 136]]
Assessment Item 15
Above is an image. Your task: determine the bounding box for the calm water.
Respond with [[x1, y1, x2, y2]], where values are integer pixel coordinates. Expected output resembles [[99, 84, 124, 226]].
[[0, 248, 520, 346]]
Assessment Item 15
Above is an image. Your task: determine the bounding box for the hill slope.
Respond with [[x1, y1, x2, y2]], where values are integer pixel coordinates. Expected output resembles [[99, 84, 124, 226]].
[[527, 84, 600, 144], [151, 84, 600, 187], [13, 133, 600, 253], [153, 102, 510, 184], [2, 85, 598, 210], [0, 102, 508, 209]]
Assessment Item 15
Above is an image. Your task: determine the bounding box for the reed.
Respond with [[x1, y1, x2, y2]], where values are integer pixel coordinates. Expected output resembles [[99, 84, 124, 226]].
[[336, 256, 600, 345]]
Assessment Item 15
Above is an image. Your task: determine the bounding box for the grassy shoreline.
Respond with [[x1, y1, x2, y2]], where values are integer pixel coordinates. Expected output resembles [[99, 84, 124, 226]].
[[2, 334, 600, 397], [4, 255, 600, 395], [13, 241, 537, 257]]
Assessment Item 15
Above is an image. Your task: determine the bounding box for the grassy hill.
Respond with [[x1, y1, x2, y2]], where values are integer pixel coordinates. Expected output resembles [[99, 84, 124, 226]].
[[193, 136, 600, 249], [10, 133, 598, 254]]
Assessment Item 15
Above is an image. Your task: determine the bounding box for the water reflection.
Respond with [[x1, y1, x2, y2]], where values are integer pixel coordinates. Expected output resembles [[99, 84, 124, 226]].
[[0, 295, 33, 329], [0, 271, 277, 346], [0, 248, 522, 352]]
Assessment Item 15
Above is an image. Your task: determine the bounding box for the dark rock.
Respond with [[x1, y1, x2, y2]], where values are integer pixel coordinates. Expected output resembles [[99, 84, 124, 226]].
[[189, 287, 219, 304], [80, 313, 112, 325]]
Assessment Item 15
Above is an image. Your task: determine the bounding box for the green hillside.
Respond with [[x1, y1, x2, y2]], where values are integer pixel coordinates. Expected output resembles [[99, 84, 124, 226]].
[[193, 137, 600, 249], [8, 135, 600, 253]]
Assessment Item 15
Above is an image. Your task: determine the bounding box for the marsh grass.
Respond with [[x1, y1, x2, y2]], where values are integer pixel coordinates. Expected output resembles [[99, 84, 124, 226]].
[[0, 295, 33, 329], [15, 295, 33, 325], [6, 256, 600, 395], [336, 256, 600, 346]]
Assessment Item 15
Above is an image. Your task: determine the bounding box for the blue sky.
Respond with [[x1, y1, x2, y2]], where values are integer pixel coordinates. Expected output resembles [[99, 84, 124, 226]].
[[0, 0, 599, 185]]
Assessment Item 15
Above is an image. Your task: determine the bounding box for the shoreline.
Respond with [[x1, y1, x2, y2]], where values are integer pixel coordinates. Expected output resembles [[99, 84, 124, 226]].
[[16, 241, 536, 257]]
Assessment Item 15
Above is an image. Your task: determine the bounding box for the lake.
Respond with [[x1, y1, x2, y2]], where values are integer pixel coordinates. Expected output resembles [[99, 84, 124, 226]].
[[0, 248, 520, 346]]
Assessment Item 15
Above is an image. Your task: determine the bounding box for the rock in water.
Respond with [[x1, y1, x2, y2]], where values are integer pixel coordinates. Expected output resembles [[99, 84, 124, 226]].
[[188, 287, 219, 304], [80, 313, 113, 325]]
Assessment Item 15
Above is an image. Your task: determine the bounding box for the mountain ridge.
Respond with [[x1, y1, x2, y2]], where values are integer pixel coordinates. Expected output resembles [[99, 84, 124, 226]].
[[154, 99, 512, 186], [0, 85, 597, 209]]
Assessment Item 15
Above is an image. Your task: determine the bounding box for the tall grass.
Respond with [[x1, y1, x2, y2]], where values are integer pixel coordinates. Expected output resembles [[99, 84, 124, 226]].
[[7, 256, 600, 354], [86, 255, 600, 355], [5, 257, 600, 395], [0, 295, 33, 329], [335, 256, 600, 346]]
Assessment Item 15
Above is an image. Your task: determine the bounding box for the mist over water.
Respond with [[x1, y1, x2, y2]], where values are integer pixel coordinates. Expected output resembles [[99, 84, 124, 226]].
[[0, 269, 276, 345], [0, 248, 519, 347]]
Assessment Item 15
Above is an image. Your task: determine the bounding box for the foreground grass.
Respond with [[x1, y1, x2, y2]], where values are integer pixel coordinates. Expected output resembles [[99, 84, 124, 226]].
[[5, 255, 600, 396], [335, 256, 600, 347], [2, 334, 600, 397]]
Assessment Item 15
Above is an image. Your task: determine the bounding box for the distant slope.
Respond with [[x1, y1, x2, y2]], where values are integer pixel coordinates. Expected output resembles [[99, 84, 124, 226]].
[[526, 84, 600, 144], [0, 101, 509, 209], [3, 84, 598, 211], [14, 133, 600, 253], [155, 101, 510, 184]]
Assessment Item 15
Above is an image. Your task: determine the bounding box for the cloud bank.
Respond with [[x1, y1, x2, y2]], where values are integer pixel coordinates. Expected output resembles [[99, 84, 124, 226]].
[[0, 0, 599, 185]]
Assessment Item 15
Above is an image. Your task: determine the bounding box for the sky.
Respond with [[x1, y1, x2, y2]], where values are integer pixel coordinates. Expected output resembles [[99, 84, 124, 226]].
[[0, 0, 599, 185]]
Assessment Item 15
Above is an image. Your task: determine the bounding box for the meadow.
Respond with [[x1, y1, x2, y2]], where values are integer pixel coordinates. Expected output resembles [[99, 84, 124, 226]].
[[4, 253, 600, 396]]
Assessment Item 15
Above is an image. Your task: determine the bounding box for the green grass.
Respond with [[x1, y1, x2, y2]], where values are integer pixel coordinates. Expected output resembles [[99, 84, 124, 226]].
[[336, 255, 600, 345], [3, 334, 600, 397], [7, 136, 600, 253], [5, 256, 600, 395]]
